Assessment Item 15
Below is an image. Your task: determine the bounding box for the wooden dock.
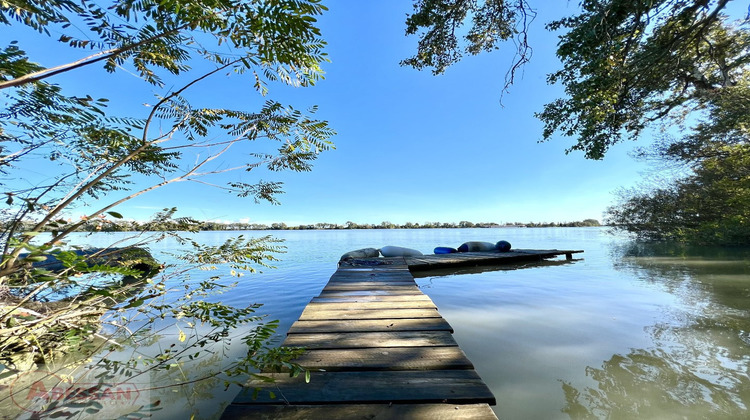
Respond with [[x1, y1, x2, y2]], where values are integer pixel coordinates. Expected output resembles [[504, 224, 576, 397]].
[[223, 249, 581, 419], [401, 248, 582, 272]]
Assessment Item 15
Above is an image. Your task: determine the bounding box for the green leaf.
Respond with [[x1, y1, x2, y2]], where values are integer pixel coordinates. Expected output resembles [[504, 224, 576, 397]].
[[123, 298, 145, 309], [107, 211, 123, 219]]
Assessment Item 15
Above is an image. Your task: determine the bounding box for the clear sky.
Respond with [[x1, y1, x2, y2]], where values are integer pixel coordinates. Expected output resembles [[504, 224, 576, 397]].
[[19, 0, 728, 226], [182, 0, 648, 226]]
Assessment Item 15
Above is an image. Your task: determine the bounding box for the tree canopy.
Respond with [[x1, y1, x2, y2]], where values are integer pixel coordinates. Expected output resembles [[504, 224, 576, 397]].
[[403, 0, 749, 244], [538, 0, 748, 159], [1, 0, 331, 414], [402, 0, 535, 91], [404, 0, 748, 157]]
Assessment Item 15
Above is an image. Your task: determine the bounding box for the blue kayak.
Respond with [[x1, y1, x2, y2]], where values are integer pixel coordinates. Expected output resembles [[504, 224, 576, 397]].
[[434, 246, 458, 254]]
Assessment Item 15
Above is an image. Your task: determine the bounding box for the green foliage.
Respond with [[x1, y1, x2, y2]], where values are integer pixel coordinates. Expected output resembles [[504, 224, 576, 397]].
[[607, 141, 750, 244], [174, 235, 284, 274], [0, 0, 335, 274], [402, 0, 535, 90], [538, 0, 749, 159], [0, 0, 330, 416], [553, 1, 750, 243], [403, 1, 749, 245], [404, 1, 749, 159]]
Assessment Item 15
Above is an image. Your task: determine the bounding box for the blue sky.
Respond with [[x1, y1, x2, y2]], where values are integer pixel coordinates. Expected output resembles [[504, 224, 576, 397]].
[[18, 1, 746, 226], [190, 0, 647, 226]]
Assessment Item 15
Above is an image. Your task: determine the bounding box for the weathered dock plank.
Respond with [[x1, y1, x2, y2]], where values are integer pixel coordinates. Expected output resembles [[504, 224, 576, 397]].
[[290, 346, 474, 371], [299, 307, 441, 320], [328, 278, 415, 284], [312, 294, 433, 302], [321, 283, 422, 292], [323, 281, 420, 288], [304, 300, 438, 310], [233, 370, 496, 405], [328, 273, 415, 282], [281, 331, 458, 349], [287, 317, 454, 334], [221, 403, 497, 420], [316, 290, 426, 297]]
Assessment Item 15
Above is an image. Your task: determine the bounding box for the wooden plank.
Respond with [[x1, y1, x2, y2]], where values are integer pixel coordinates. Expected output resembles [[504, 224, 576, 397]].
[[316, 290, 425, 297], [323, 281, 418, 289], [289, 347, 473, 371], [322, 282, 420, 290], [328, 278, 415, 284], [331, 270, 413, 276], [322, 283, 422, 295], [233, 370, 496, 405], [320, 289, 425, 295], [287, 318, 454, 334], [329, 273, 415, 282], [299, 308, 440, 320], [304, 300, 437, 310], [324, 279, 415, 285], [335, 267, 409, 272], [337, 259, 408, 269], [282, 331, 459, 349], [311, 294, 433, 303], [221, 403, 498, 420]]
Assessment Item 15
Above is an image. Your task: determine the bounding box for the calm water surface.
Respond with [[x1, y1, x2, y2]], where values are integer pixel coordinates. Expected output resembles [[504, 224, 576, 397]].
[[68, 228, 750, 419]]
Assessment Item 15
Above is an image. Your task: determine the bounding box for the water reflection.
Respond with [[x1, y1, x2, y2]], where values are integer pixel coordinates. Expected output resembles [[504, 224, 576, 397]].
[[563, 242, 750, 419]]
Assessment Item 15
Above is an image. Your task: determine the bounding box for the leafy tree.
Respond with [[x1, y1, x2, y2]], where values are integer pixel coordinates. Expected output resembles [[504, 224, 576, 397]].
[[606, 137, 749, 244], [553, 0, 750, 243], [403, 0, 536, 92], [0, 0, 332, 416], [538, 0, 748, 159], [404, 0, 749, 244], [404, 1, 747, 157]]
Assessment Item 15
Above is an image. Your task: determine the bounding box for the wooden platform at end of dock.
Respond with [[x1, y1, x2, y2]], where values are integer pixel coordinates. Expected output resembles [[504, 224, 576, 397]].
[[335, 248, 583, 275], [223, 259, 498, 420]]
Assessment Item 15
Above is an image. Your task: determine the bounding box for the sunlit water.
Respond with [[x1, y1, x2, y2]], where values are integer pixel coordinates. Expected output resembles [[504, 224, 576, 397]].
[[22, 228, 750, 419]]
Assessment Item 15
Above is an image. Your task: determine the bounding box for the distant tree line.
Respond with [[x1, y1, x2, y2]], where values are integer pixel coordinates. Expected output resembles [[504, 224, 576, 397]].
[[5, 218, 601, 232]]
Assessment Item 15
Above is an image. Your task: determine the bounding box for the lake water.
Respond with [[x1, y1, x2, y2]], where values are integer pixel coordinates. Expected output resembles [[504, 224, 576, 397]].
[[30, 228, 750, 419]]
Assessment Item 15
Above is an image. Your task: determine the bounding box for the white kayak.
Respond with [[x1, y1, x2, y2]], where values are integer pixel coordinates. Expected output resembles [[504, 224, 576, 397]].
[[379, 245, 423, 257]]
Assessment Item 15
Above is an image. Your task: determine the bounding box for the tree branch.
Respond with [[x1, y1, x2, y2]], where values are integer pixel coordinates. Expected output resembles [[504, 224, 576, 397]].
[[45, 127, 253, 245], [0, 25, 187, 90], [0, 59, 244, 278]]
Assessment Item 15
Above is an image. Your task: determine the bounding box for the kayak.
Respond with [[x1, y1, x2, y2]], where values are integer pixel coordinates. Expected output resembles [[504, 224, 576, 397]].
[[339, 247, 380, 260], [496, 240, 512, 252], [457, 241, 497, 252], [434, 246, 458, 254], [380, 245, 423, 257]]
